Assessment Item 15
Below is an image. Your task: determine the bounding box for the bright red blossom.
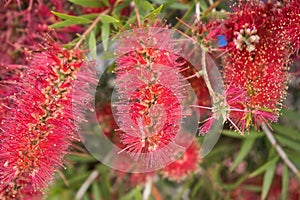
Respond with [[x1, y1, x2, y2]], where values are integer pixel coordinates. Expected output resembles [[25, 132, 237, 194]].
[[161, 139, 200, 181], [113, 25, 196, 169], [221, 1, 294, 131], [0, 39, 92, 199]]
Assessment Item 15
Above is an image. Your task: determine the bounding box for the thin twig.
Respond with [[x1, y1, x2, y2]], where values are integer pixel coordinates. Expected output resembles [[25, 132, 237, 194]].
[[134, 3, 141, 28], [195, 2, 201, 21], [57, 170, 70, 187], [262, 123, 300, 178], [201, 0, 222, 19], [75, 170, 99, 200], [74, 9, 110, 49], [200, 46, 217, 100], [143, 176, 153, 200]]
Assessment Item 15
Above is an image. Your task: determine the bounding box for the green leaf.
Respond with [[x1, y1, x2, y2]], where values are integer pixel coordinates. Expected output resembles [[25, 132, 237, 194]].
[[273, 124, 300, 141], [230, 138, 255, 172], [134, 186, 143, 200], [81, 13, 99, 20], [101, 23, 110, 51], [249, 156, 279, 178], [169, 3, 189, 10], [134, 0, 141, 5], [275, 134, 300, 152], [102, 0, 110, 7], [68, 0, 103, 7], [49, 20, 80, 28], [97, 165, 110, 200], [214, 165, 248, 190], [144, 5, 163, 21], [261, 160, 276, 200], [222, 130, 264, 139], [140, 1, 154, 11], [100, 14, 120, 23], [88, 31, 97, 59], [120, 189, 137, 200], [281, 164, 289, 200], [51, 11, 92, 23], [92, 182, 101, 200]]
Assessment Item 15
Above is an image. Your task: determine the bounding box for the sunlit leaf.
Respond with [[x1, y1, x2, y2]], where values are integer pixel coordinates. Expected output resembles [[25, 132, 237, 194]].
[[68, 0, 104, 7], [134, 186, 143, 200], [101, 23, 110, 51], [88, 31, 97, 59], [100, 14, 120, 23], [144, 5, 163, 20], [51, 11, 92, 23], [140, 1, 154, 11]]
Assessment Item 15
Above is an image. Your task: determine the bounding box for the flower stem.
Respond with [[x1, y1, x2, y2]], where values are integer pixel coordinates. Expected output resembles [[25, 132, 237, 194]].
[[75, 170, 99, 200], [143, 176, 153, 200], [200, 46, 217, 101], [262, 123, 300, 178], [201, 0, 222, 19], [74, 9, 110, 49]]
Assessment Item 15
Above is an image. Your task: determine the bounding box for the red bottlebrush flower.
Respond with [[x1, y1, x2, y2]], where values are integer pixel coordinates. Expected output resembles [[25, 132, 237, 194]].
[[0, 38, 94, 199], [161, 138, 201, 182], [221, 1, 292, 132], [275, 0, 300, 53], [129, 172, 156, 187], [113, 26, 194, 169]]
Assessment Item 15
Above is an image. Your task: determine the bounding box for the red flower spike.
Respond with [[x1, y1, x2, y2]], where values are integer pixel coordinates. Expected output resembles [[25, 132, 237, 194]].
[[221, 1, 293, 132], [113, 25, 194, 169], [0, 39, 94, 199], [161, 138, 201, 182]]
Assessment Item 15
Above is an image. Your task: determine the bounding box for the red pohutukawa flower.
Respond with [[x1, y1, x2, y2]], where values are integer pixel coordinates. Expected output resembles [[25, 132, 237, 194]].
[[220, 1, 295, 132], [0, 38, 94, 199], [161, 138, 200, 181]]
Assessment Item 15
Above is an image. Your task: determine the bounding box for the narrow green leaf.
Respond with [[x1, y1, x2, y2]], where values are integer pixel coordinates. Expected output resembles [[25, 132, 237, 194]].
[[140, 1, 154, 11], [169, 3, 190, 10], [144, 5, 163, 21], [97, 165, 110, 200], [101, 23, 110, 51], [92, 182, 101, 200], [273, 124, 300, 142], [275, 135, 300, 152], [191, 179, 203, 199], [214, 165, 248, 190], [88, 31, 97, 59], [134, 186, 143, 200], [51, 11, 92, 23], [81, 13, 99, 20], [261, 161, 276, 200], [68, 0, 103, 7], [134, 0, 141, 5], [102, 0, 110, 7], [281, 164, 289, 200], [100, 14, 120, 23], [222, 130, 263, 139], [50, 14, 97, 29], [230, 138, 255, 172], [50, 20, 80, 28], [249, 156, 279, 178], [120, 188, 137, 200]]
